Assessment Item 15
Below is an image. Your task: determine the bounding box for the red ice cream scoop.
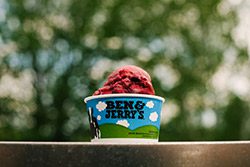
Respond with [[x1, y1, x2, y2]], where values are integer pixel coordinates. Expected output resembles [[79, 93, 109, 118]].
[[93, 65, 155, 95]]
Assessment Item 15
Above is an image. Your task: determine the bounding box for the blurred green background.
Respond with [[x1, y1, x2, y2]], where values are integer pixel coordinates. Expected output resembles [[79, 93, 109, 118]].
[[0, 0, 250, 141]]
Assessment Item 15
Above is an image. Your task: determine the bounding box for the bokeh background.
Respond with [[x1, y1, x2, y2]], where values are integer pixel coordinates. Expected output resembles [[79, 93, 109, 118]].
[[0, 0, 250, 141]]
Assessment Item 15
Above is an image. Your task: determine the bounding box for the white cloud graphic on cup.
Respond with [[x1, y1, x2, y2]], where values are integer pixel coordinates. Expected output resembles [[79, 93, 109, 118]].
[[97, 115, 101, 120], [96, 101, 107, 111], [146, 101, 154, 108], [116, 120, 130, 128], [149, 112, 158, 122]]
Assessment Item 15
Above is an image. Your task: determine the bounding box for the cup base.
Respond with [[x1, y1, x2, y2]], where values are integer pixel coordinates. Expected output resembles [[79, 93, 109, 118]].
[[91, 138, 158, 143]]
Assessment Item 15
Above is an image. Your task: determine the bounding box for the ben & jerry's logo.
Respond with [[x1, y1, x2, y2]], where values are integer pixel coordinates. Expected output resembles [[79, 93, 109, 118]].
[[105, 100, 145, 119]]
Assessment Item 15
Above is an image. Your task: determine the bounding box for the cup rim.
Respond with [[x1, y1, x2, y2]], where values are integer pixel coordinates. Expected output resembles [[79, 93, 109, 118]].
[[84, 93, 165, 103]]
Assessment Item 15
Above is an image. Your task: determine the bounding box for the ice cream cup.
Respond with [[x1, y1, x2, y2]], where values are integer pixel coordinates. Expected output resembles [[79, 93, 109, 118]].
[[84, 94, 165, 143]]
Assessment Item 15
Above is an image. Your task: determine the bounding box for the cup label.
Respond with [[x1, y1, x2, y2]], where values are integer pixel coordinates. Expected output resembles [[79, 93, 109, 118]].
[[86, 97, 163, 140]]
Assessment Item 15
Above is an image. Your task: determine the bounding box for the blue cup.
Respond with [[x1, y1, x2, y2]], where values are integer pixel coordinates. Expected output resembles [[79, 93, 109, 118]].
[[84, 94, 165, 143]]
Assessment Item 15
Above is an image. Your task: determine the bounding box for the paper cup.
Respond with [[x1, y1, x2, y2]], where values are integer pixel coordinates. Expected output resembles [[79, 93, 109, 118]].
[[84, 94, 165, 143]]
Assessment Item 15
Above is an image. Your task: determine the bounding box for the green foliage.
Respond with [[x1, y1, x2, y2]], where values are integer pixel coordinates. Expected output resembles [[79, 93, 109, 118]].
[[0, 0, 249, 141]]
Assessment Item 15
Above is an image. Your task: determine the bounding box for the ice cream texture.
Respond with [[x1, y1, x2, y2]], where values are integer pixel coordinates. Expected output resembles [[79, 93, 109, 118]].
[[93, 65, 155, 95]]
